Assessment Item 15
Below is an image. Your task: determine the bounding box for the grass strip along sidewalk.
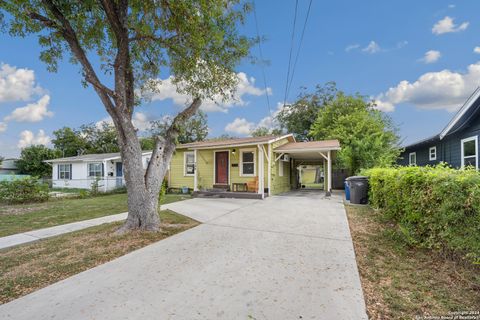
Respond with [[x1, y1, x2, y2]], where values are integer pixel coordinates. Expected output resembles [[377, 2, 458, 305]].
[[0, 193, 190, 237], [345, 205, 480, 319]]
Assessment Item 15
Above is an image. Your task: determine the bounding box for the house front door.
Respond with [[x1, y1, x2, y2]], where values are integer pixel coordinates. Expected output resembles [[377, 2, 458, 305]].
[[215, 151, 229, 185], [115, 162, 123, 187]]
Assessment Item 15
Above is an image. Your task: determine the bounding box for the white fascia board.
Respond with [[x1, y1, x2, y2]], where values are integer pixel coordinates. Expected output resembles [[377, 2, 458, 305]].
[[440, 87, 480, 140]]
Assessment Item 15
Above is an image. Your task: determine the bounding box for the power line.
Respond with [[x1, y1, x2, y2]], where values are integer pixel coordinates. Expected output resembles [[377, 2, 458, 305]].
[[252, 0, 272, 117], [286, 0, 313, 100], [282, 0, 299, 108]]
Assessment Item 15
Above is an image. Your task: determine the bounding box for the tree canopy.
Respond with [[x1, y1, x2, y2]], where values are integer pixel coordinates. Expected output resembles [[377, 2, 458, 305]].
[[16, 145, 60, 177], [310, 92, 401, 174], [149, 110, 209, 144], [250, 126, 283, 137], [276, 82, 337, 141]]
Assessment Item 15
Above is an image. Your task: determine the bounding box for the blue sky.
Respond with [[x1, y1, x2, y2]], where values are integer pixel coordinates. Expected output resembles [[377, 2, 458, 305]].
[[1, 0, 480, 157]]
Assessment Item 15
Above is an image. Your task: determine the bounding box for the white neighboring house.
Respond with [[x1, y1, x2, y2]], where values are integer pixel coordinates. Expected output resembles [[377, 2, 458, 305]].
[[45, 152, 152, 192]]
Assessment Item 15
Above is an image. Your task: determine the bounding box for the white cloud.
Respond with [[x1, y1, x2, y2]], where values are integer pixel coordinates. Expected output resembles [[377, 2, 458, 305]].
[[224, 102, 286, 136], [145, 72, 271, 113], [448, 4, 455, 9], [96, 111, 153, 132], [224, 118, 256, 135], [345, 44, 360, 52], [474, 47, 480, 54], [0, 122, 6, 133], [17, 129, 51, 148], [420, 50, 441, 64], [432, 16, 469, 35], [132, 112, 153, 131], [362, 41, 381, 54], [375, 61, 480, 112], [0, 63, 44, 103], [257, 102, 285, 129], [4, 95, 53, 122]]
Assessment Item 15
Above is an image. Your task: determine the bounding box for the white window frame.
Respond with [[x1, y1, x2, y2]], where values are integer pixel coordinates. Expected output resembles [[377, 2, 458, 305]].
[[461, 136, 478, 169], [88, 162, 103, 178], [429, 146, 437, 161], [278, 160, 284, 177], [58, 164, 71, 180], [409, 152, 416, 166], [239, 148, 256, 177], [184, 151, 195, 176]]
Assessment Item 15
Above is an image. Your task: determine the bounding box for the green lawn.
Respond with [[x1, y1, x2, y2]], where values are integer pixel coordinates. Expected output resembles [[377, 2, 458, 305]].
[[0, 210, 198, 304], [345, 205, 480, 319], [0, 193, 191, 237]]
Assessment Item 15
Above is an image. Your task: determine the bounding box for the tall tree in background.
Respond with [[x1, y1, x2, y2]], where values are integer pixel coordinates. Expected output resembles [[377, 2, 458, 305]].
[[51, 127, 88, 157], [276, 82, 337, 141], [149, 111, 209, 144], [1, 1, 251, 232], [310, 92, 400, 175], [80, 123, 120, 154], [16, 145, 60, 178], [250, 126, 283, 137]]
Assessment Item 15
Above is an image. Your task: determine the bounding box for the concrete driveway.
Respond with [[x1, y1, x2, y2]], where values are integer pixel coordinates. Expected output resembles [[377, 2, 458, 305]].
[[0, 191, 367, 320]]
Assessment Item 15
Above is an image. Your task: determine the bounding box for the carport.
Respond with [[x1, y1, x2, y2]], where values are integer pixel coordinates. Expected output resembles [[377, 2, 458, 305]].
[[274, 140, 341, 195]]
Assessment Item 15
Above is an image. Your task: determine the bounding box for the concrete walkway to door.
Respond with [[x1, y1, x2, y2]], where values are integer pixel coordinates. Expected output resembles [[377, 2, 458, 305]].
[[0, 190, 367, 320]]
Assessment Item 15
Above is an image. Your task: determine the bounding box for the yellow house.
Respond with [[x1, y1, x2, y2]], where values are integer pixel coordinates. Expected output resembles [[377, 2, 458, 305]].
[[168, 135, 341, 199]]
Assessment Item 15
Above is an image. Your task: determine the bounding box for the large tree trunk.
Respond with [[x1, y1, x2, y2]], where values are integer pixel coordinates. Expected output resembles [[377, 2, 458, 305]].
[[31, 0, 202, 233], [113, 98, 202, 233]]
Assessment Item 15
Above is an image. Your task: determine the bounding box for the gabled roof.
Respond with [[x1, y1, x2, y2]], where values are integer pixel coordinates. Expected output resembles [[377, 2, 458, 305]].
[[439, 87, 480, 139], [44, 134, 295, 162], [404, 87, 480, 149], [179, 134, 295, 150], [45, 151, 152, 163]]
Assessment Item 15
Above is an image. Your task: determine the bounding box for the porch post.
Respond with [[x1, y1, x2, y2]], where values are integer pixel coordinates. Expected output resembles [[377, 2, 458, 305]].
[[327, 150, 332, 195], [257, 145, 264, 198], [103, 160, 108, 192], [193, 149, 198, 191], [267, 144, 271, 196]]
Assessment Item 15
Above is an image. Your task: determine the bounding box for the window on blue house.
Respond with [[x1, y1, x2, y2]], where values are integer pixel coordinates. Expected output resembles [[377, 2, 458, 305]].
[[461, 136, 478, 169], [429, 146, 437, 161], [409, 152, 416, 166]]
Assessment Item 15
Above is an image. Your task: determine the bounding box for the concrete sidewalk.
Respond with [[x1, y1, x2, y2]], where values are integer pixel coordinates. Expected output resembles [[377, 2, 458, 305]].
[[0, 212, 128, 250], [0, 200, 204, 250], [0, 191, 367, 319]]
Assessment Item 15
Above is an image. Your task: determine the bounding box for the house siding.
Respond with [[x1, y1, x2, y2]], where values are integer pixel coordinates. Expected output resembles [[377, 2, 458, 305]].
[[270, 137, 292, 195], [169, 137, 293, 195], [399, 116, 480, 168]]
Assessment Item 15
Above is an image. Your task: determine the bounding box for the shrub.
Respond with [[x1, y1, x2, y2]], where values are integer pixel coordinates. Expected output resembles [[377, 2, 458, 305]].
[[0, 177, 49, 204], [363, 165, 480, 264]]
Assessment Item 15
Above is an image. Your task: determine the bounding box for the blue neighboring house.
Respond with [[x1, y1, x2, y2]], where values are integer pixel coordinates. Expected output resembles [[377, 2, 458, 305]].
[[398, 88, 480, 169]]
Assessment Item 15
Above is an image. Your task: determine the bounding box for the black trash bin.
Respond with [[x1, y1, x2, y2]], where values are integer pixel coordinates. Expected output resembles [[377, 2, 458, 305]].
[[346, 176, 369, 204]]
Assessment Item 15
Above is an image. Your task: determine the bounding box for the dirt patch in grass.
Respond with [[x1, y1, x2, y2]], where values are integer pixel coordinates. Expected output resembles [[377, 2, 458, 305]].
[[0, 204, 50, 216], [345, 204, 480, 319], [0, 209, 198, 304]]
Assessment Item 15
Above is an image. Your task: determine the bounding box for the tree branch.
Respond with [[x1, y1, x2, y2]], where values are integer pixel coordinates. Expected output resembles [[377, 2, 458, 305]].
[[145, 98, 202, 190], [36, 1, 117, 107]]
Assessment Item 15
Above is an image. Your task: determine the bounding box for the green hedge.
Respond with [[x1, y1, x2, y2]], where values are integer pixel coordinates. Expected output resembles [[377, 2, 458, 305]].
[[363, 165, 480, 264], [0, 177, 50, 204]]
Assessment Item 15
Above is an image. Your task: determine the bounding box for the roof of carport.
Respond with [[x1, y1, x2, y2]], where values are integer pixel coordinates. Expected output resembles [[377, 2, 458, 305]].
[[274, 139, 340, 160]]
